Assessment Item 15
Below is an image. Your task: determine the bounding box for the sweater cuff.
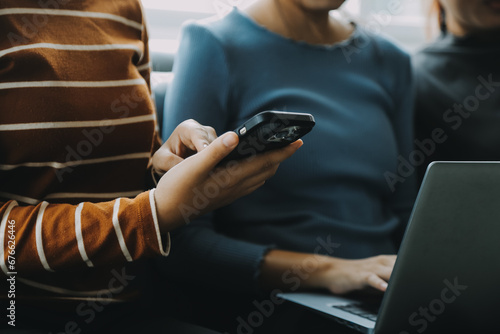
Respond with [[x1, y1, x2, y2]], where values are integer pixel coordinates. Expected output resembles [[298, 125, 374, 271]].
[[134, 190, 170, 258], [148, 189, 170, 256], [209, 237, 272, 293]]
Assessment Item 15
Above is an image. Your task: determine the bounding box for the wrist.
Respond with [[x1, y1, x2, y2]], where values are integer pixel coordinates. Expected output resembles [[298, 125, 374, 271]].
[[153, 187, 183, 234], [301, 255, 337, 289]]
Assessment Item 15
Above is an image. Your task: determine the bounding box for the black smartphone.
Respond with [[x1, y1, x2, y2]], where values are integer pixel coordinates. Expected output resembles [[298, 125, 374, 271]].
[[220, 110, 315, 164]]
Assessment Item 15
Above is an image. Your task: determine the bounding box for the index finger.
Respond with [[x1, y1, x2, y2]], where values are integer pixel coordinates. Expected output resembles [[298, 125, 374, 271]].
[[366, 274, 389, 292], [191, 126, 217, 152], [179, 122, 217, 153]]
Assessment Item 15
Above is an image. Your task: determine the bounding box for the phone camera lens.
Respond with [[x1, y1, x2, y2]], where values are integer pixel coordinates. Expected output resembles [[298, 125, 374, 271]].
[[276, 131, 289, 140], [268, 126, 301, 142]]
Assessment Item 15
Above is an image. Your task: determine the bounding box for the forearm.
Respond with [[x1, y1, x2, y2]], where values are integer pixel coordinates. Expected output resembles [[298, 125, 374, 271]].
[[259, 249, 395, 294], [158, 222, 272, 293], [258, 249, 334, 292], [0, 191, 168, 276]]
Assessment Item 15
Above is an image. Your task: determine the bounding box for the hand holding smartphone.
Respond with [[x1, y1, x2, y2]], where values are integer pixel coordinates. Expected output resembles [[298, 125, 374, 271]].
[[219, 111, 315, 164]]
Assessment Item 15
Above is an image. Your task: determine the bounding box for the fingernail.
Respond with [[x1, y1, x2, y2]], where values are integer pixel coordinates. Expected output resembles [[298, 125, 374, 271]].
[[222, 133, 238, 148], [381, 282, 388, 290]]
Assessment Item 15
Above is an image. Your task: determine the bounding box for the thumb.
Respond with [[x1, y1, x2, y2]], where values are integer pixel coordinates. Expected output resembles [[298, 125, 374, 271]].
[[189, 131, 239, 172]]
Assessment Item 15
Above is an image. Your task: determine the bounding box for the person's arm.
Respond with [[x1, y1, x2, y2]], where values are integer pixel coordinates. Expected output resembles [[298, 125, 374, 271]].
[[260, 250, 395, 294], [159, 23, 278, 293], [153, 129, 303, 231], [1, 121, 300, 277], [163, 23, 231, 139], [159, 22, 399, 295], [258, 51, 417, 295], [386, 51, 418, 248], [0, 191, 164, 276]]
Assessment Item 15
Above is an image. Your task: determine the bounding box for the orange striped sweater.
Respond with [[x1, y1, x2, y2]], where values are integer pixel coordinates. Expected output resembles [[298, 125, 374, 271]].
[[0, 0, 169, 320]]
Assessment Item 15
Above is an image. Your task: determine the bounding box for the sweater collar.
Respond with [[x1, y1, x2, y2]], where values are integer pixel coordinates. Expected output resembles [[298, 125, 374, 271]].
[[439, 32, 500, 51]]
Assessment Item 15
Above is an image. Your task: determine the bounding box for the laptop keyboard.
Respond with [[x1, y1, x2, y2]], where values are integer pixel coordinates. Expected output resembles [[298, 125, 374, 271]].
[[332, 303, 380, 321]]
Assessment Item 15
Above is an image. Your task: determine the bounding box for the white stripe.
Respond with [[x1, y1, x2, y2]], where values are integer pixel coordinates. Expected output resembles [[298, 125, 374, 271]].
[[0, 114, 154, 132], [0, 152, 151, 171], [35, 202, 54, 272], [45, 190, 142, 200], [0, 43, 142, 59], [149, 189, 170, 256], [0, 8, 143, 31], [136, 62, 152, 72], [75, 203, 94, 268], [19, 278, 124, 296], [0, 201, 19, 275], [112, 199, 133, 262], [0, 78, 146, 91], [0, 192, 39, 205]]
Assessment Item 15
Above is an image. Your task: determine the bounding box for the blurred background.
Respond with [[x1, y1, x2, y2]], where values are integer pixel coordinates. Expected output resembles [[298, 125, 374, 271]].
[[142, 0, 429, 63]]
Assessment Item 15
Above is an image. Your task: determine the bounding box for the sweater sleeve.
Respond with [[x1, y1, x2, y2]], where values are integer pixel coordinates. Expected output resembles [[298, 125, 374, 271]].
[[386, 52, 418, 247], [160, 23, 271, 293], [162, 23, 231, 138], [159, 214, 271, 293], [0, 189, 169, 277]]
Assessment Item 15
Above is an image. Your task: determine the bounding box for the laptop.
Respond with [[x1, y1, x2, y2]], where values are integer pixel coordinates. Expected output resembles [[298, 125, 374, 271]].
[[279, 161, 500, 333]]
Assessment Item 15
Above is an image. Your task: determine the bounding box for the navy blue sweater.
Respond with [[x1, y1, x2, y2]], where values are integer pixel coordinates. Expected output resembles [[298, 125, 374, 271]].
[[161, 9, 416, 293]]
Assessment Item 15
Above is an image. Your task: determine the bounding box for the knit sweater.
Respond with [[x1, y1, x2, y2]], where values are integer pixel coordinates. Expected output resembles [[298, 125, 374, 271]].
[[161, 9, 416, 294], [0, 0, 168, 327], [414, 33, 500, 181]]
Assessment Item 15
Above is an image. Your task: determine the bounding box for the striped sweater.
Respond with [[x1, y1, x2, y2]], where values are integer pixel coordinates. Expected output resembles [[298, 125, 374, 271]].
[[0, 0, 169, 319]]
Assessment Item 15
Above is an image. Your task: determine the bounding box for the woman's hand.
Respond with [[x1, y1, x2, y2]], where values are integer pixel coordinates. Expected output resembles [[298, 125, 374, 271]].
[[154, 131, 303, 233], [151, 119, 217, 176], [311, 255, 396, 294], [260, 250, 396, 295]]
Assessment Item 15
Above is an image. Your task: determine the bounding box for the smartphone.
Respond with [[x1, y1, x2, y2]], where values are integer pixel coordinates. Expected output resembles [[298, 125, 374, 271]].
[[219, 110, 315, 164]]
